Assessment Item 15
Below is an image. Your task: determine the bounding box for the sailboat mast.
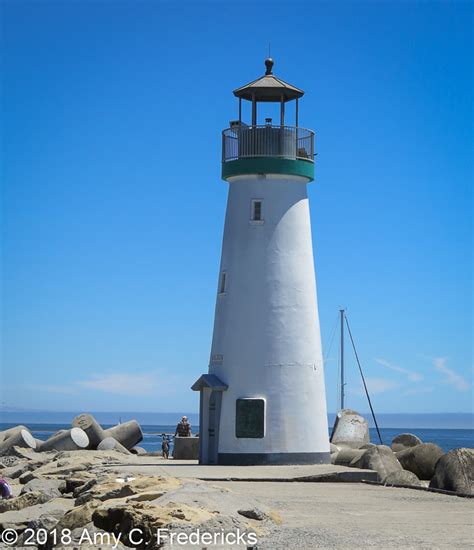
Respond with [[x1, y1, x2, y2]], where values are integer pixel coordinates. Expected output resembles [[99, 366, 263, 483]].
[[340, 308, 345, 409]]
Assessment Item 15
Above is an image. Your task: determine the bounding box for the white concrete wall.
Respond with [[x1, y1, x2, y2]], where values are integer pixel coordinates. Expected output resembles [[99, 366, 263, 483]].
[[209, 173, 330, 456]]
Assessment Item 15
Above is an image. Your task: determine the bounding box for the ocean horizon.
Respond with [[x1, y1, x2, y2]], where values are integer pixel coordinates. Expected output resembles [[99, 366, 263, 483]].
[[1, 409, 472, 429]]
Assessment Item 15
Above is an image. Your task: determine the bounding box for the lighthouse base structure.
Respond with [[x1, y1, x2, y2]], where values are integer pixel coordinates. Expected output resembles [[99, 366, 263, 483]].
[[193, 173, 331, 466]]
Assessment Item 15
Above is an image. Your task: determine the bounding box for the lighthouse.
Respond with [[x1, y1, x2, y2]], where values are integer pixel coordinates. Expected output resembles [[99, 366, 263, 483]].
[[192, 58, 330, 465]]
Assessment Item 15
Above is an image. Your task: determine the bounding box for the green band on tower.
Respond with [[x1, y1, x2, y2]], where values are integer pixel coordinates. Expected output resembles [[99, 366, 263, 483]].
[[222, 157, 314, 182]]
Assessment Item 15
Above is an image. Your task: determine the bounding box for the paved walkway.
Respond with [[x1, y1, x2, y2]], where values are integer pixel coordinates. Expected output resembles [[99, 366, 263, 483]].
[[105, 457, 379, 482], [213, 480, 474, 548]]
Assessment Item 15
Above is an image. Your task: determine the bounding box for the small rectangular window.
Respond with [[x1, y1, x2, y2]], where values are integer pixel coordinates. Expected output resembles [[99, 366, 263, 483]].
[[219, 271, 226, 294], [252, 200, 262, 221]]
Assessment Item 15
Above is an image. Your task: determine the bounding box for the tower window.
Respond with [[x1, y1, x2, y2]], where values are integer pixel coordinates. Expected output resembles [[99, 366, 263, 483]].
[[251, 199, 263, 221], [219, 271, 227, 294]]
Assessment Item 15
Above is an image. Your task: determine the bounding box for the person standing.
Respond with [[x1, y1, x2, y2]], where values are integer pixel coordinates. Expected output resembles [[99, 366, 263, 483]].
[[161, 435, 170, 459]]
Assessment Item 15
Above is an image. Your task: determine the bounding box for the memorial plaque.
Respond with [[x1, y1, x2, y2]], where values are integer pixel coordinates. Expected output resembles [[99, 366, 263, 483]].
[[235, 398, 264, 438]]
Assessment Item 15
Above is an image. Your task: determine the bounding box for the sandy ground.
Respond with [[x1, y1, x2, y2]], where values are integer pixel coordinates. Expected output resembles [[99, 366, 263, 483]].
[[212, 480, 474, 549]]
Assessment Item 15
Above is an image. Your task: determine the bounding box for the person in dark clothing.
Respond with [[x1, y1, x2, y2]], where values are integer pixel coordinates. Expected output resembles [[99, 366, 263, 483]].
[[175, 415, 192, 437], [161, 435, 169, 459]]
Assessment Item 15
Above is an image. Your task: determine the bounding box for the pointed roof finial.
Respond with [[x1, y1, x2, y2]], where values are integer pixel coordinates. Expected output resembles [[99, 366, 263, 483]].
[[265, 57, 274, 75]]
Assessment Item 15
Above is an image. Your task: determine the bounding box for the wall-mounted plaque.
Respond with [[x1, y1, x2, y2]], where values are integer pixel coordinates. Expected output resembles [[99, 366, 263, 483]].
[[235, 398, 265, 438]]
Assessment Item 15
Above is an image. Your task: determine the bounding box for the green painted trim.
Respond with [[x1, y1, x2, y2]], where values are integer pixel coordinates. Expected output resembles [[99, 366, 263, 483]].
[[222, 157, 314, 182]]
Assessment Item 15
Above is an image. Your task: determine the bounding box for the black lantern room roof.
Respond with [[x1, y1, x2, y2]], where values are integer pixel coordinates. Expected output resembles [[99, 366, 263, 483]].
[[233, 58, 304, 103]]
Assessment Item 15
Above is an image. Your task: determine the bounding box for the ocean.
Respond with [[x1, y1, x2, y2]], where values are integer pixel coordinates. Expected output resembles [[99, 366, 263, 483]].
[[1, 422, 472, 455]]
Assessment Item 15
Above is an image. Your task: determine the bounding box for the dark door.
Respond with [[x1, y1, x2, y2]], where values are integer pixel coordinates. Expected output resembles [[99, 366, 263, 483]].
[[207, 391, 219, 464]]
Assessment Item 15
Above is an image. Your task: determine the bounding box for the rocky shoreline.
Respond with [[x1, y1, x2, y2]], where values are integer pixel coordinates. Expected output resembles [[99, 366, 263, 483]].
[[0, 411, 472, 549], [0, 447, 278, 549]]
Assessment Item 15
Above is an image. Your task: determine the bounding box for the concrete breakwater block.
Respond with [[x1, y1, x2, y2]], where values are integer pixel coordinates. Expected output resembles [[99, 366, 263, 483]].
[[353, 445, 402, 482], [105, 420, 143, 450], [396, 443, 444, 480], [173, 436, 199, 460], [0, 427, 37, 455], [72, 415, 143, 450], [429, 448, 474, 495], [391, 433, 422, 452], [72, 414, 106, 449], [130, 447, 147, 455], [330, 409, 369, 449], [40, 428, 89, 452], [333, 448, 365, 467], [97, 437, 130, 455], [383, 470, 423, 487]]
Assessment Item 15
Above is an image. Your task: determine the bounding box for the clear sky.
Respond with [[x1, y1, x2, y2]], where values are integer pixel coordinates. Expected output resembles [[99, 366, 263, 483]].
[[1, 1, 472, 415]]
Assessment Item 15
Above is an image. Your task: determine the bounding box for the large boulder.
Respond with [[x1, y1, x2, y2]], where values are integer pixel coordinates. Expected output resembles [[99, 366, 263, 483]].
[[92, 501, 215, 547], [396, 443, 444, 480], [21, 478, 64, 500], [384, 470, 423, 487], [352, 445, 402, 481], [330, 409, 370, 449], [0, 491, 50, 513], [391, 433, 422, 452], [429, 448, 474, 495]]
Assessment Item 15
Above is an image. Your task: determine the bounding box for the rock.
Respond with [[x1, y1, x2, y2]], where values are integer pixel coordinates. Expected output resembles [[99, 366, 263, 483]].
[[0, 445, 38, 460], [69, 521, 129, 549], [353, 445, 402, 481], [391, 433, 422, 452], [92, 501, 215, 546], [0, 497, 75, 536], [97, 437, 130, 454], [0, 455, 21, 468], [383, 470, 423, 487], [2, 462, 30, 479], [56, 500, 101, 530], [80, 475, 179, 502], [333, 448, 365, 467], [66, 477, 92, 494], [429, 448, 474, 494], [27, 514, 60, 532], [396, 443, 444, 480], [330, 409, 370, 449], [21, 478, 64, 500], [329, 443, 340, 454], [73, 478, 98, 498], [0, 491, 50, 512], [18, 470, 37, 484], [237, 507, 267, 520], [99, 485, 136, 502], [40, 428, 89, 452]]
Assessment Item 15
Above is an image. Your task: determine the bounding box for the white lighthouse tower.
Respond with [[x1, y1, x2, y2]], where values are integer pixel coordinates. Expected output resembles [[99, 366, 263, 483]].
[[192, 58, 330, 465]]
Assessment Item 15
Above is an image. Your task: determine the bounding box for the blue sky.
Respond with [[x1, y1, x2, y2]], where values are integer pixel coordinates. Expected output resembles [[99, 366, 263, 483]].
[[1, 1, 472, 415]]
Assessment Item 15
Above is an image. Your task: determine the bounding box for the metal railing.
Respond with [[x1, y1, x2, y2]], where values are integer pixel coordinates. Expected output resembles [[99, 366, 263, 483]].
[[222, 125, 315, 163]]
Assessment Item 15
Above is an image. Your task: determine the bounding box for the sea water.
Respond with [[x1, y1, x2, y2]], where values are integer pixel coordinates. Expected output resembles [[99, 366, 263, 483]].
[[0, 423, 472, 454]]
